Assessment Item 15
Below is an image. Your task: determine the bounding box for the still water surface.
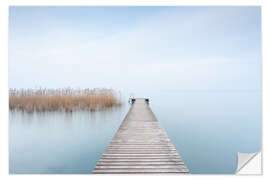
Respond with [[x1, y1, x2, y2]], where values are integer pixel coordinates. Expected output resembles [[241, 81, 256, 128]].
[[9, 91, 261, 174]]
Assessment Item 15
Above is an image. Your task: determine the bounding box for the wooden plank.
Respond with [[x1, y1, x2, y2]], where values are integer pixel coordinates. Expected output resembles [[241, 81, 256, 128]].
[[106, 148, 177, 151], [92, 98, 189, 174], [100, 156, 183, 159], [96, 162, 185, 165], [93, 169, 189, 173], [95, 165, 188, 169]]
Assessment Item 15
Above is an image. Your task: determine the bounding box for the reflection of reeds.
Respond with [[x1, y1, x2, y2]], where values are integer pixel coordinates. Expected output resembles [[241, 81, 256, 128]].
[[9, 88, 122, 113]]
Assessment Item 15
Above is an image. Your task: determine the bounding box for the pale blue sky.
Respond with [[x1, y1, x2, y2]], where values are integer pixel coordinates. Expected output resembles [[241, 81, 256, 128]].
[[9, 6, 261, 94]]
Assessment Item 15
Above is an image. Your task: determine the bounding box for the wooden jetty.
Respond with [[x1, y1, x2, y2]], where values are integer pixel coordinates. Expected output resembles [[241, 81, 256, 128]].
[[93, 98, 189, 174]]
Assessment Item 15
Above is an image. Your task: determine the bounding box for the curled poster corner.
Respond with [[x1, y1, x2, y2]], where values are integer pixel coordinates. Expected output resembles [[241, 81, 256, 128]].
[[236, 151, 262, 175]]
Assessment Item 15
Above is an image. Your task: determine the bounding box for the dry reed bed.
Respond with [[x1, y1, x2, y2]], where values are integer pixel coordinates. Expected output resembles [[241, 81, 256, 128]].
[[9, 88, 122, 113]]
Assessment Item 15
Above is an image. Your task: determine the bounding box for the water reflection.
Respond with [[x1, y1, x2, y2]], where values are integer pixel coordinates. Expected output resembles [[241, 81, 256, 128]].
[[9, 105, 129, 174], [150, 91, 261, 174]]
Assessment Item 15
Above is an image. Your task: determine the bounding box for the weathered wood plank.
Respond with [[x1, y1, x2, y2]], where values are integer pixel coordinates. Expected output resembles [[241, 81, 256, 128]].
[[93, 169, 189, 173], [96, 162, 185, 165], [100, 156, 183, 159], [92, 98, 189, 174], [95, 165, 188, 169]]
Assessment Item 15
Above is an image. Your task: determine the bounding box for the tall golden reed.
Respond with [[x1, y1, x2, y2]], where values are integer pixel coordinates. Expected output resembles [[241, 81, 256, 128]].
[[9, 88, 122, 113]]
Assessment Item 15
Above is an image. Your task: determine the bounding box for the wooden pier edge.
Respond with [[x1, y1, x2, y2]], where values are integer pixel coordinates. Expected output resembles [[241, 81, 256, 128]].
[[92, 98, 189, 174]]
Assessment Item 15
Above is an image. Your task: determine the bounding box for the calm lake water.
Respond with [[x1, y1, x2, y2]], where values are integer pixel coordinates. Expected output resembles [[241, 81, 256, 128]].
[[9, 91, 261, 174]]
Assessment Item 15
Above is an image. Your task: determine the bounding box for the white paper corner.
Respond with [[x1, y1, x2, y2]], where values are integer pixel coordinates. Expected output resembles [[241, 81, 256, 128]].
[[236, 151, 262, 175]]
